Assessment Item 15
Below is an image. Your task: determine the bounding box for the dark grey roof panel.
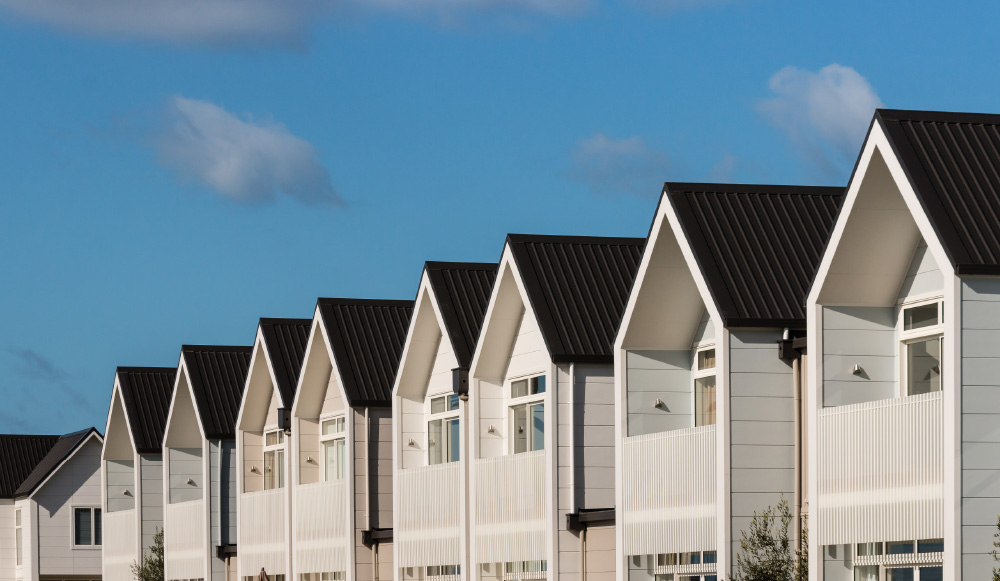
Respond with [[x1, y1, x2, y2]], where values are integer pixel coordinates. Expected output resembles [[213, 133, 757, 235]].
[[507, 234, 645, 363], [181, 346, 253, 439], [116, 367, 176, 453], [877, 109, 1000, 273], [259, 319, 312, 408], [666, 183, 844, 327], [317, 299, 414, 407], [13, 428, 99, 498], [0, 434, 59, 498], [424, 262, 498, 369]]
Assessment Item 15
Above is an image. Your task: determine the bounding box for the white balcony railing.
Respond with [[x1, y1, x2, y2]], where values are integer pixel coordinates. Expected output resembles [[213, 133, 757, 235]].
[[397, 462, 463, 568], [239, 488, 287, 574], [165, 500, 205, 580], [474, 450, 548, 564], [817, 391, 943, 546], [103, 509, 137, 581], [622, 425, 717, 557], [294, 480, 348, 575]]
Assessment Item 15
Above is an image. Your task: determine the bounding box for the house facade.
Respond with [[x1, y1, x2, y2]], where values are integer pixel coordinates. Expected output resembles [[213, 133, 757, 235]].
[[0, 428, 105, 581], [162, 345, 252, 581], [391, 262, 497, 581], [290, 299, 413, 581], [467, 234, 644, 581], [102, 367, 176, 581]]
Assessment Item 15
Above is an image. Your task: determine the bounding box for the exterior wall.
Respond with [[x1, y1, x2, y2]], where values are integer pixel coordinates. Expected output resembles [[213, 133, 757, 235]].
[[898, 240, 942, 300], [354, 407, 394, 581], [625, 350, 691, 437], [168, 448, 203, 503], [821, 544, 852, 581], [140, 454, 164, 556], [105, 460, 135, 512], [354, 408, 370, 581], [0, 501, 14, 581], [209, 439, 236, 581], [728, 329, 794, 577], [34, 437, 104, 578], [584, 524, 615, 581], [400, 333, 456, 471], [821, 306, 896, 407]]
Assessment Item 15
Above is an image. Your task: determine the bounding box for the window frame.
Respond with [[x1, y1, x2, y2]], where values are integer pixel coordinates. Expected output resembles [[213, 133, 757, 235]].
[[262, 427, 286, 490], [15, 507, 22, 566], [897, 296, 944, 398], [507, 373, 547, 455], [319, 414, 347, 482], [692, 343, 717, 428], [428, 393, 461, 465], [852, 539, 944, 580], [71, 505, 102, 549]]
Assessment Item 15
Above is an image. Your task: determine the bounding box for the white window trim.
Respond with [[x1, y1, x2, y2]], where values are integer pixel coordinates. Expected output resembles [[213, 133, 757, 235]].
[[70, 505, 102, 549], [319, 414, 347, 482], [897, 296, 944, 398], [428, 393, 460, 465], [506, 373, 546, 455], [263, 427, 286, 490], [692, 344, 717, 428]]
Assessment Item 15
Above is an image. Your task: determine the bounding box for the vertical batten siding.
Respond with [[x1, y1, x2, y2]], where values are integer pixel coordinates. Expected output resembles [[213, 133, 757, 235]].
[[165, 499, 206, 579], [397, 462, 462, 568], [294, 480, 349, 574], [816, 392, 943, 545], [474, 450, 549, 564], [103, 509, 137, 581], [622, 425, 716, 556], [238, 488, 286, 574]]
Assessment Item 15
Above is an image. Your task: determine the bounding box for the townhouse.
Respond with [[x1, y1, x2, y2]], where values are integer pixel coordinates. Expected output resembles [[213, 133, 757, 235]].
[[236, 318, 311, 581], [1, 428, 105, 581], [467, 234, 644, 581], [162, 345, 252, 581], [613, 183, 844, 581], [392, 262, 498, 581], [103, 367, 177, 581], [806, 109, 1000, 581], [290, 298, 413, 581]]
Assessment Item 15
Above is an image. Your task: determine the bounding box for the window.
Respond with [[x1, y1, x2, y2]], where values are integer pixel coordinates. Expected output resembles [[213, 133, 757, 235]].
[[427, 565, 460, 578], [694, 346, 716, 427], [320, 417, 346, 482], [299, 573, 344, 581], [654, 550, 717, 581], [428, 394, 460, 465], [899, 300, 943, 396], [853, 539, 942, 580], [246, 576, 285, 581], [509, 375, 546, 454], [74, 507, 101, 546], [503, 560, 546, 579], [15, 508, 22, 566], [263, 429, 286, 490]]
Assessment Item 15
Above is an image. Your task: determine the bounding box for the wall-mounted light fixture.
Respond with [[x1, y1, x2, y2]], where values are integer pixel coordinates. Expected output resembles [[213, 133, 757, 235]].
[[250, 466, 259, 474], [488, 424, 496, 434], [186, 478, 196, 486], [408, 438, 417, 447], [653, 398, 666, 409], [852, 363, 863, 376]]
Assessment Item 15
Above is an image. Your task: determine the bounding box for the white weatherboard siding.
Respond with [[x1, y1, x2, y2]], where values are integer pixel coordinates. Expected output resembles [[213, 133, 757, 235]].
[[355, 407, 394, 581], [104, 509, 137, 581], [239, 488, 286, 574], [106, 459, 135, 512], [622, 425, 716, 556], [474, 450, 548, 563], [822, 306, 897, 408], [0, 502, 13, 581], [294, 480, 348, 574], [397, 462, 462, 568], [816, 391, 942, 545], [165, 500, 205, 579]]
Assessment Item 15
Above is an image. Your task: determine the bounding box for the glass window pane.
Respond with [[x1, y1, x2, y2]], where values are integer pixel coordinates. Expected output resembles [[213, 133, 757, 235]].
[[428, 419, 443, 465], [75, 507, 92, 545], [885, 568, 914, 581], [703, 551, 717, 564], [918, 538, 944, 553], [904, 303, 939, 331], [887, 540, 914, 555], [695, 375, 717, 427], [918, 566, 943, 581], [266, 431, 278, 446], [447, 394, 460, 411], [431, 397, 445, 414], [95, 508, 102, 545], [15, 528, 22, 565], [857, 542, 882, 556], [322, 418, 345, 436], [531, 403, 545, 451], [513, 405, 528, 454], [276, 450, 285, 489], [447, 418, 460, 463], [264, 450, 276, 490], [533, 376, 546, 394], [15, 509, 20, 527], [511, 380, 528, 398], [697, 349, 716, 371], [907, 337, 942, 395], [335, 439, 345, 479], [323, 439, 346, 481], [854, 566, 879, 581]]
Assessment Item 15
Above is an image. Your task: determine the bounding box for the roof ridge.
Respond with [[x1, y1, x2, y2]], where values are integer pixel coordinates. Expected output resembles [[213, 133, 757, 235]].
[[0, 434, 61, 439], [181, 344, 254, 352], [316, 297, 414, 307], [117, 366, 177, 373], [259, 317, 313, 326], [424, 261, 498, 271], [878, 108, 1000, 124], [506, 233, 646, 245]]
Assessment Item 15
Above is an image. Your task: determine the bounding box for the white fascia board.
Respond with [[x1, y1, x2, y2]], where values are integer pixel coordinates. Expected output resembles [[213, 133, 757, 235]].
[[26, 430, 103, 500]]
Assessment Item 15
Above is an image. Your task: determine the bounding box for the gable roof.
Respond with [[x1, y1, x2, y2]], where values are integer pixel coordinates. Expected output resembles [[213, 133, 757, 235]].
[[507, 234, 645, 363], [666, 183, 845, 327], [116, 367, 176, 453], [0, 434, 60, 498], [181, 345, 253, 439], [876, 109, 1000, 274], [317, 298, 414, 407], [259, 318, 312, 407], [12, 428, 101, 499], [424, 262, 498, 369]]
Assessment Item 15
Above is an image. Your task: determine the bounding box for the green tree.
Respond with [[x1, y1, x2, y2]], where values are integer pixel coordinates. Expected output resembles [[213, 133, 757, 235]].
[[992, 514, 1000, 581], [732, 498, 808, 581], [131, 528, 164, 581]]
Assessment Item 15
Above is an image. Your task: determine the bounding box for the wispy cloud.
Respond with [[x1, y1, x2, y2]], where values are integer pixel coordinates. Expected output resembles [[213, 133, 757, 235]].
[[569, 133, 671, 197], [758, 63, 884, 176], [7, 347, 69, 383], [151, 96, 343, 207], [5, 347, 91, 418], [708, 152, 739, 182]]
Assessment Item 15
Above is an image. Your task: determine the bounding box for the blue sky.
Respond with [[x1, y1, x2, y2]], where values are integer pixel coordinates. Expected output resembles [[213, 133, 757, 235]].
[[0, 0, 996, 434]]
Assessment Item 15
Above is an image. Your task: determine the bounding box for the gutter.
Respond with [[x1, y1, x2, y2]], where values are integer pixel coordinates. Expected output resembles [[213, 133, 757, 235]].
[[566, 508, 616, 532]]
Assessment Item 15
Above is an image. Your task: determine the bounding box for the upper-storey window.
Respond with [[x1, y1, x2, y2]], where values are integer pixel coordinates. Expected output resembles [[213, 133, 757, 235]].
[[15, 508, 22, 566], [899, 298, 943, 396], [428, 394, 460, 465], [321, 416, 346, 482], [263, 429, 285, 490], [694, 346, 716, 427], [510, 375, 545, 454]]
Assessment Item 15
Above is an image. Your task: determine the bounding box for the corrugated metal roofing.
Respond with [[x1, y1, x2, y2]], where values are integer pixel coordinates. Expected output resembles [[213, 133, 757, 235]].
[[181, 345, 253, 439], [116, 367, 176, 453], [666, 183, 845, 327], [0, 434, 59, 498], [877, 109, 1000, 274], [507, 234, 645, 363], [317, 299, 414, 407], [424, 262, 498, 369], [13, 428, 99, 498], [259, 319, 311, 408]]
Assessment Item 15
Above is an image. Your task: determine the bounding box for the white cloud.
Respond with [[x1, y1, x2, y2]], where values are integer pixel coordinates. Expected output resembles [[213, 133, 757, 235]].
[[569, 133, 670, 197], [758, 64, 884, 175], [708, 152, 739, 182], [152, 96, 342, 207]]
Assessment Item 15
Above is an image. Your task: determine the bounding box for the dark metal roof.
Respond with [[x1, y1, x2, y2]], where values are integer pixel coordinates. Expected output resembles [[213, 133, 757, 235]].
[[12, 428, 100, 499], [0, 434, 59, 498], [507, 234, 645, 363], [259, 319, 312, 408], [180, 345, 253, 439], [424, 262, 498, 369], [666, 183, 844, 328], [116, 367, 176, 453], [317, 299, 414, 407], [877, 109, 1000, 274]]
